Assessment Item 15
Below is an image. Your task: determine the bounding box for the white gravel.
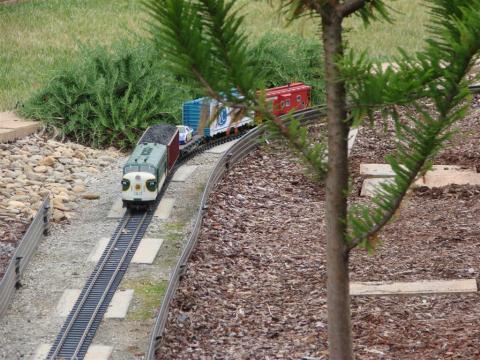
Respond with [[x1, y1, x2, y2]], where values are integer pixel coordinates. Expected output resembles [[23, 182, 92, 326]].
[[0, 155, 126, 359]]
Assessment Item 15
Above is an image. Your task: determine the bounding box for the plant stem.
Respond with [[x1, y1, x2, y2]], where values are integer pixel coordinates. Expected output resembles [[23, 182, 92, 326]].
[[321, 7, 353, 360]]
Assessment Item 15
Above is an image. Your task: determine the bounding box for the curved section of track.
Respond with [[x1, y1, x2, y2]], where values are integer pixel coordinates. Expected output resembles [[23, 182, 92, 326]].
[[145, 107, 324, 359]]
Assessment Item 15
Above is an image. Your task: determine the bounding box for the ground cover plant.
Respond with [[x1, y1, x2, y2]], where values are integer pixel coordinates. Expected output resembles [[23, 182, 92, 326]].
[[143, 0, 480, 358], [20, 43, 196, 149]]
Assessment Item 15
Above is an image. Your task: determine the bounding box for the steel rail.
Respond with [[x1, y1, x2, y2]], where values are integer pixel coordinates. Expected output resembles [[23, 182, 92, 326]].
[[47, 211, 149, 359], [46, 131, 246, 360], [71, 211, 149, 359]]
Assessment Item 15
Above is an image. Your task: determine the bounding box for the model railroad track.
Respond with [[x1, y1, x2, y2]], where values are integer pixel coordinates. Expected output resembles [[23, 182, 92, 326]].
[[45, 131, 250, 359], [46, 209, 151, 359]]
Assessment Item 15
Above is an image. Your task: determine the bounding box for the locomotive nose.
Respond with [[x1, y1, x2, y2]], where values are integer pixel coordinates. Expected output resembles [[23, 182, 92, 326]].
[[134, 175, 142, 192]]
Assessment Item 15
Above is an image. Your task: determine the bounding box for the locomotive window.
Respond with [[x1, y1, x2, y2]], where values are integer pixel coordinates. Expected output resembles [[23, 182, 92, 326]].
[[124, 165, 139, 174], [285, 99, 291, 107], [281, 101, 285, 109], [296, 95, 302, 102], [140, 165, 156, 175]]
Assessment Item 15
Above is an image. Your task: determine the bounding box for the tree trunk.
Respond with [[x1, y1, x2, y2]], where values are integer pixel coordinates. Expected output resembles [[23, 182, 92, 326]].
[[321, 8, 353, 360]]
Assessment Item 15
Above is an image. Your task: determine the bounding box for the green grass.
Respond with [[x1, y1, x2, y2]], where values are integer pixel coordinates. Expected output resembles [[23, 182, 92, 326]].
[[238, 0, 430, 60], [124, 279, 168, 321], [0, 0, 429, 111], [0, 0, 145, 111]]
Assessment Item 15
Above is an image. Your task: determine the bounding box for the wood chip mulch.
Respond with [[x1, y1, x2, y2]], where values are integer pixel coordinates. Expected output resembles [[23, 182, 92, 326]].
[[0, 218, 29, 279], [157, 98, 480, 359]]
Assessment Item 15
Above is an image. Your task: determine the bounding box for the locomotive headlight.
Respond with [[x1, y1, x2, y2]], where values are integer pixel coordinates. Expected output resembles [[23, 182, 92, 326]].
[[121, 179, 130, 191], [146, 179, 157, 192]]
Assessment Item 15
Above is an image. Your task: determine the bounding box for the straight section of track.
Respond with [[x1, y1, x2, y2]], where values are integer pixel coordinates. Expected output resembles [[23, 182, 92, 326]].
[[47, 209, 152, 359]]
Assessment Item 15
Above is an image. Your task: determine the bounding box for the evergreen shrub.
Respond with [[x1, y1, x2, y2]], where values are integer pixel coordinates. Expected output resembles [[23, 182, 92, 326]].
[[21, 42, 196, 149]]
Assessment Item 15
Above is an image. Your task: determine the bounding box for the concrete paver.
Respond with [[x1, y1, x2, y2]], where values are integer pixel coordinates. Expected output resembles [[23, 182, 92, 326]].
[[172, 165, 198, 182], [351, 279, 477, 296], [32, 344, 113, 360], [107, 199, 125, 219], [360, 177, 394, 197], [55, 289, 134, 319], [360, 163, 476, 177], [87, 237, 163, 264], [55, 289, 81, 317], [131, 238, 164, 264], [0, 111, 41, 142], [154, 198, 175, 219], [87, 237, 110, 262], [415, 169, 480, 188]]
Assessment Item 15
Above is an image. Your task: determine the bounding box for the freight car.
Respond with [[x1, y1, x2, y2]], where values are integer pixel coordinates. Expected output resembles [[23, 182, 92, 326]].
[[122, 83, 311, 208], [121, 124, 179, 209], [183, 83, 311, 138]]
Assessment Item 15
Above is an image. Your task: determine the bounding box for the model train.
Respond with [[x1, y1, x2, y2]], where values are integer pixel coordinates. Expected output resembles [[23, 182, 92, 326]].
[[121, 83, 311, 209]]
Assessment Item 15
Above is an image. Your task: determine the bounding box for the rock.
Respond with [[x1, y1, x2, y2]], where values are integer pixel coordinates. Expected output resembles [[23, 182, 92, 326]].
[[73, 150, 87, 160], [40, 156, 56, 167], [34, 165, 48, 173], [53, 209, 67, 222], [53, 201, 70, 212], [8, 200, 25, 209], [82, 193, 100, 200], [98, 155, 115, 162], [73, 185, 86, 193]]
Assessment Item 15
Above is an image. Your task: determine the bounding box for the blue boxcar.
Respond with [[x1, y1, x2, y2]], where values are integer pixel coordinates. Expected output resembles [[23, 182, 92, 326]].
[[183, 97, 253, 138]]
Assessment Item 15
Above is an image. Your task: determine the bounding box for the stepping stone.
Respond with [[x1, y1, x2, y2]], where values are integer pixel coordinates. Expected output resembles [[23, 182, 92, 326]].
[[360, 163, 476, 178], [55, 289, 82, 317], [131, 238, 164, 264], [0, 112, 41, 142], [87, 237, 163, 264], [55, 289, 134, 319], [32, 344, 113, 360], [206, 139, 238, 154], [347, 128, 359, 155], [107, 198, 126, 219], [87, 237, 110, 262], [172, 165, 198, 182], [154, 197, 175, 219], [415, 169, 480, 188], [350, 279, 477, 296], [360, 178, 394, 197]]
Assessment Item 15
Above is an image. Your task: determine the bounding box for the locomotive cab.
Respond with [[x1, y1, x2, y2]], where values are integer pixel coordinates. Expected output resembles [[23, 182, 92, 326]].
[[122, 143, 168, 209]]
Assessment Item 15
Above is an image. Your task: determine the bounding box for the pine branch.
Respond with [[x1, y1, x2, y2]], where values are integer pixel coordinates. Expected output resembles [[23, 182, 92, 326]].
[[346, 0, 480, 253], [266, 112, 328, 180]]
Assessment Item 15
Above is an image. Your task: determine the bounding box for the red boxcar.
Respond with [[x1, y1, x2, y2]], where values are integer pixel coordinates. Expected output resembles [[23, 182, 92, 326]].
[[166, 129, 179, 170], [265, 82, 311, 116]]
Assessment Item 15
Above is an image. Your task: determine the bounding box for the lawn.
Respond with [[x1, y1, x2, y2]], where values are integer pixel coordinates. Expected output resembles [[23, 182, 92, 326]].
[[0, 0, 429, 111]]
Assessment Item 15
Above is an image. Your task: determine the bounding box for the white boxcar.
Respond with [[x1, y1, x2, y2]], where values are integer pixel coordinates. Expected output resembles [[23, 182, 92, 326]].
[[183, 97, 253, 137]]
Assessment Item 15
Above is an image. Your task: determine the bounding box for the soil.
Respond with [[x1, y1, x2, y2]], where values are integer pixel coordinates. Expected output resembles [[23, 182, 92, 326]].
[[156, 97, 480, 359]]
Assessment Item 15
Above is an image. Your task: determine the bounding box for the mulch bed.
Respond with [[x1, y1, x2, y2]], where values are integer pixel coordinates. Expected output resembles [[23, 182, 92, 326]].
[[0, 218, 29, 279], [157, 98, 480, 359]]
